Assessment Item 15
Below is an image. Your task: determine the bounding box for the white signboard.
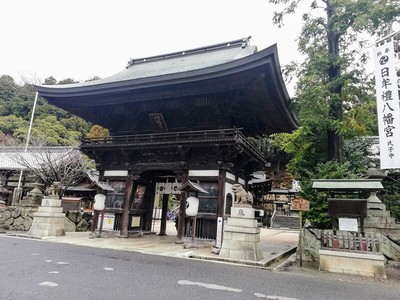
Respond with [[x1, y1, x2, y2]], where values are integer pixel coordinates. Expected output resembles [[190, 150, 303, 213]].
[[373, 38, 400, 169], [98, 213, 115, 230], [338, 218, 358, 232], [216, 217, 223, 248]]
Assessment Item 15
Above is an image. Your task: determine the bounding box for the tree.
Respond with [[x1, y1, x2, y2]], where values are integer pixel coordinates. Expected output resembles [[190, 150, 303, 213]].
[[0, 115, 28, 137], [269, 0, 400, 162], [85, 76, 101, 82], [0, 75, 17, 102], [0, 74, 92, 146], [58, 78, 78, 85], [43, 76, 57, 85], [12, 147, 92, 198], [85, 125, 110, 140]]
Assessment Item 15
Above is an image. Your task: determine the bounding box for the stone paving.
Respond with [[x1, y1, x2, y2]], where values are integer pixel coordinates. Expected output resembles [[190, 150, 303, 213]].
[[6, 220, 299, 269]]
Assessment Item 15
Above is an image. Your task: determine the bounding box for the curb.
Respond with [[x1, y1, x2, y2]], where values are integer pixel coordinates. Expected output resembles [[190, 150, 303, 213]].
[[189, 246, 297, 269]]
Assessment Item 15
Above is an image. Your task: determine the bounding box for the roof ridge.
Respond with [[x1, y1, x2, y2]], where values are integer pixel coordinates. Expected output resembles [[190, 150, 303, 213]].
[[126, 36, 252, 68]]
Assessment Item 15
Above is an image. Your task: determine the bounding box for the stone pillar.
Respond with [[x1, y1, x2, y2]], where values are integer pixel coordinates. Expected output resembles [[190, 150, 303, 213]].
[[0, 200, 7, 233], [28, 183, 65, 237], [219, 205, 263, 261]]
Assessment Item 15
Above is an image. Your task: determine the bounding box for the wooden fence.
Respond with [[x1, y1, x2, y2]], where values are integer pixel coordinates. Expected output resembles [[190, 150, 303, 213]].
[[320, 231, 380, 253]]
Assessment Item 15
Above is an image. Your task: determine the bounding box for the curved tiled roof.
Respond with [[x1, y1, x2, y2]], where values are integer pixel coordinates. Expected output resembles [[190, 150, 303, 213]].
[[36, 37, 257, 93], [34, 37, 298, 135]]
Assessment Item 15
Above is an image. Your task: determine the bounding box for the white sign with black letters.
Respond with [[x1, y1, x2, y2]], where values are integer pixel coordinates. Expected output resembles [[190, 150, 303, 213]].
[[339, 218, 358, 232], [374, 38, 400, 169]]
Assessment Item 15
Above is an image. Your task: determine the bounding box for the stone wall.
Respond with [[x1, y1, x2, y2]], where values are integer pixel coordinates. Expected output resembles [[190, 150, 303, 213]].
[[0, 207, 92, 232], [1, 207, 35, 231]]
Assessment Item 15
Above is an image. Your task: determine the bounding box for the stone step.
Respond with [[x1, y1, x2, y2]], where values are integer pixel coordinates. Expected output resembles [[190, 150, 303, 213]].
[[365, 216, 397, 224], [272, 215, 300, 229]]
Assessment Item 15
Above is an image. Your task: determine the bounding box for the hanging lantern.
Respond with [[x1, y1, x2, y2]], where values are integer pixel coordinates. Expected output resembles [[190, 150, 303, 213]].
[[185, 196, 199, 217]]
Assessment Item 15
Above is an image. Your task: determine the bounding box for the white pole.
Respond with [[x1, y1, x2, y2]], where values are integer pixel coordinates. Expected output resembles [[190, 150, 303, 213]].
[[14, 91, 39, 202]]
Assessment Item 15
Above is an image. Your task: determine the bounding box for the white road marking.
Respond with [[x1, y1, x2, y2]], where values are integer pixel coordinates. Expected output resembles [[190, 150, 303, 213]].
[[30, 253, 40, 256], [255, 294, 299, 300], [46, 260, 52, 262], [39, 281, 58, 287], [48, 271, 59, 274], [178, 280, 241, 293], [56, 262, 69, 265], [104, 267, 114, 271]]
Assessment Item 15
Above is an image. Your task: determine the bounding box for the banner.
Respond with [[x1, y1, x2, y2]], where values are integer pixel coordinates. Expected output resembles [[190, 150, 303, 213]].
[[374, 38, 400, 169]]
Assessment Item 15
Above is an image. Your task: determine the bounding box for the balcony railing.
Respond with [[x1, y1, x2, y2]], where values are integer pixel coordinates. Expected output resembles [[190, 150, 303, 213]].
[[81, 128, 265, 163]]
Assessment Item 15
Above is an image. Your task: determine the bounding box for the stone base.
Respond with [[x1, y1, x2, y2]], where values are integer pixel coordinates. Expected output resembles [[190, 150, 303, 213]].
[[365, 205, 400, 235], [0, 220, 6, 233], [319, 249, 386, 279], [219, 207, 263, 261], [367, 202, 386, 210], [27, 196, 66, 238]]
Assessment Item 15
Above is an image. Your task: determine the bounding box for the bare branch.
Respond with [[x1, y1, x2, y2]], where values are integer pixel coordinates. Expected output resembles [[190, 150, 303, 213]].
[[10, 147, 91, 198]]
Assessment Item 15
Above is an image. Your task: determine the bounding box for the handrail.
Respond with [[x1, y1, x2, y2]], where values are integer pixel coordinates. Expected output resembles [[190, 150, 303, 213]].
[[270, 209, 277, 228], [81, 128, 265, 161], [83, 128, 242, 144]]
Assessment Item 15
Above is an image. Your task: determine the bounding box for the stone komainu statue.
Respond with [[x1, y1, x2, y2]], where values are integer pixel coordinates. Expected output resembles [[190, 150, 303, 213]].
[[232, 183, 253, 205]]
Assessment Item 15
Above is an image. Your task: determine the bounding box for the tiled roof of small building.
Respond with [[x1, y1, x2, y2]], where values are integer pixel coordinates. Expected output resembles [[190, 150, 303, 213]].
[[0, 147, 77, 170]]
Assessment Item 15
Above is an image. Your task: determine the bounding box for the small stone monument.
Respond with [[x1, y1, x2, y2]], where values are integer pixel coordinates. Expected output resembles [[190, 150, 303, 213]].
[[28, 182, 65, 237], [219, 184, 263, 261], [18, 182, 44, 207], [0, 200, 7, 233]]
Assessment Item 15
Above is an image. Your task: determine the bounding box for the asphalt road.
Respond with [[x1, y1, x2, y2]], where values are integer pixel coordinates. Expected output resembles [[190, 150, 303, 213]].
[[1, 235, 399, 300]]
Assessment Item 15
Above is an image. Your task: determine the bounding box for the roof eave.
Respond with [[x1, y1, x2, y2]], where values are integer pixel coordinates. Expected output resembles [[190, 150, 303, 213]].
[[35, 44, 281, 98]]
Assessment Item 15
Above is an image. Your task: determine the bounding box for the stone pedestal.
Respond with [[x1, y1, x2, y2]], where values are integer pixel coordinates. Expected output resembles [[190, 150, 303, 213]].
[[365, 191, 400, 235], [219, 206, 263, 261], [28, 196, 65, 237]]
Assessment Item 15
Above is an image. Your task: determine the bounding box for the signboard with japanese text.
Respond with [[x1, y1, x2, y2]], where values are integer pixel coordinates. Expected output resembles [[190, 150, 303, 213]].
[[291, 198, 310, 211], [339, 218, 358, 232], [374, 38, 400, 169], [97, 213, 115, 230], [216, 217, 223, 248], [131, 216, 141, 227]]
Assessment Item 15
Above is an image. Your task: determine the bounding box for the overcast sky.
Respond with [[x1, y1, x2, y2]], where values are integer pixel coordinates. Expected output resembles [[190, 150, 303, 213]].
[[1, 0, 306, 89]]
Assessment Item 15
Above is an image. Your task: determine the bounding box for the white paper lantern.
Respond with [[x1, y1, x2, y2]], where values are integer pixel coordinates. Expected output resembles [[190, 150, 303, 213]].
[[186, 196, 199, 217], [94, 194, 106, 211]]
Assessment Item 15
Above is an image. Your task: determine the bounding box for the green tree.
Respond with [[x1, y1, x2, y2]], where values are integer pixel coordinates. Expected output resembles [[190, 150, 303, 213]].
[[0, 75, 17, 102], [43, 76, 57, 85], [85, 125, 110, 140], [85, 76, 101, 82], [0, 115, 28, 137], [58, 78, 78, 85], [269, 0, 400, 162], [0, 74, 92, 146], [267, 1, 399, 227], [27, 115, 82, 146]]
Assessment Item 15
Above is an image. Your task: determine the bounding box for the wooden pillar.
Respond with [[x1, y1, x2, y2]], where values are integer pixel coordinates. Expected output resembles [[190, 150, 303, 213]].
[[120, 175, 135, 237], [143, 179, 156, 232], [176, 171, 188, 244], [159, 193, 169, 236]]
